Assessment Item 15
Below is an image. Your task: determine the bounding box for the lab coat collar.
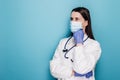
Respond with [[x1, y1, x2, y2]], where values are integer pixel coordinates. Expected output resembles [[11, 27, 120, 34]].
[[83, 34, 88, 41]]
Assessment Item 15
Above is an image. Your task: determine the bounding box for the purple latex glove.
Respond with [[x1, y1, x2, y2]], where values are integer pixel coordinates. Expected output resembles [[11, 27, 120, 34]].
[[73, 29, 84, 44], [74, 71, 93, 78]]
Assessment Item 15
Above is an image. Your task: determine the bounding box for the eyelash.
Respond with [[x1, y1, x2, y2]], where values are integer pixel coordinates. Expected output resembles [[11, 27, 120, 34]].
[[70, 17, 79, 21]]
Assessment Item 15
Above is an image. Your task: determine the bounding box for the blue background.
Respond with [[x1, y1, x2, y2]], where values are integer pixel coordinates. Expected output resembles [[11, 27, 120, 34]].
[[0, 0, 120, 80]]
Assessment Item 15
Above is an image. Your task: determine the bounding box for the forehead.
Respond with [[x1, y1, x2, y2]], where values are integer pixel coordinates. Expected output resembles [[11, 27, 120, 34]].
[[71, 11, 83, 18]]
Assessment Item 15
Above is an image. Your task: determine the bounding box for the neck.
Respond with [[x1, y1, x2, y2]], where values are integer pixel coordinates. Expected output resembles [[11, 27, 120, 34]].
[[83, 28, 86, 34]]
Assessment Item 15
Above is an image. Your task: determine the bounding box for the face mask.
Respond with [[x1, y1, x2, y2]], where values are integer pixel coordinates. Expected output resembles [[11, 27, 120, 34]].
[[70, 21, 83, 33]]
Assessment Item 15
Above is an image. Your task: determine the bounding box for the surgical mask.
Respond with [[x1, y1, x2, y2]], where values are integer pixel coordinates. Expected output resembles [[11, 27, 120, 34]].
[[70, 21, 83, 33]]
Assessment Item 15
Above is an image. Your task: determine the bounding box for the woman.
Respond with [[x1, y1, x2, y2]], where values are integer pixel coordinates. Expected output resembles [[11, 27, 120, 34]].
[[50, 7, 101, 80]]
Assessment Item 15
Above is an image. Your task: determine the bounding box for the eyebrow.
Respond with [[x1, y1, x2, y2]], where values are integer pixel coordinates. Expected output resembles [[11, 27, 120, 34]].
[[71, 17, 80, 18]]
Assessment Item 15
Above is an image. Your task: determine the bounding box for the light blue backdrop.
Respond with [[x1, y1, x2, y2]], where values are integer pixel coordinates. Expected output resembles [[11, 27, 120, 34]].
[[0, 0, 120, 80]]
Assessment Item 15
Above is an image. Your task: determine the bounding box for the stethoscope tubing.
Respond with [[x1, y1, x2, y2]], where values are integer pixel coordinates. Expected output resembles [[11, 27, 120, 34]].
[[63, 36, 89, 60]]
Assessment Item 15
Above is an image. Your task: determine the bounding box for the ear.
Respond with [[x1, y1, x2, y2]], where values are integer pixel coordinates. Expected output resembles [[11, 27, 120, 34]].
[[84, 20, 88, 27]]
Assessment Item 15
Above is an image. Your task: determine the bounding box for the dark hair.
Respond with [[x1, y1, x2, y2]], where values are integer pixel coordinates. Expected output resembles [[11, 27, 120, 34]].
[[71, 7, 95, 40]]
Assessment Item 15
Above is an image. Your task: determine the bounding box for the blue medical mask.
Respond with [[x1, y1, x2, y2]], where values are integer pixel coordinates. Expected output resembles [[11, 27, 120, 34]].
[[70, 21, 83, 33]]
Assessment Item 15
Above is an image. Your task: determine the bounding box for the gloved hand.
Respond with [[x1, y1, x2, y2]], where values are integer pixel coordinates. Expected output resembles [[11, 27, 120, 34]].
[[74, 71, 93, 78], [74, 71, 84, 77], [73, 29, 84, 44]]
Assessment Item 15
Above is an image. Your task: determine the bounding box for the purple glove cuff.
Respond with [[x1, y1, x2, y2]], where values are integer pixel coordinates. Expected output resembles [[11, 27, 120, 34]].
[[73, 29, 84, 44]]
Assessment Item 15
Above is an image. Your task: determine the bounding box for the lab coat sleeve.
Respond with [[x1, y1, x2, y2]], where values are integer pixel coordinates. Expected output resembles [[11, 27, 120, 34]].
[[50, 39, 73, 79], [72, 41, 101, 74]]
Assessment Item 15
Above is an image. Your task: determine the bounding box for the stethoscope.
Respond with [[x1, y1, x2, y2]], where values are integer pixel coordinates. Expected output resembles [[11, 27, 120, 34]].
[[62, 36, 89, 62], [62, 36, 93, 78]]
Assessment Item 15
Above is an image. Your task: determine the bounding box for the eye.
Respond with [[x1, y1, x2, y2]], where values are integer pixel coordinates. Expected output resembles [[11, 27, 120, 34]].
[[70, 17, 73, 21], [75, 17, 79, 21]]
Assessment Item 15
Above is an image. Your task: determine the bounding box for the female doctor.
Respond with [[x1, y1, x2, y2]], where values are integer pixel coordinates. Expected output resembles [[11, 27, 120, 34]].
[[50, 7, 101, 80]]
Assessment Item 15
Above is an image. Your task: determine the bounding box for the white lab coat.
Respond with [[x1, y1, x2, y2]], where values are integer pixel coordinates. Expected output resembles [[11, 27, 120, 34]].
[[50, 34, 101, 80]]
